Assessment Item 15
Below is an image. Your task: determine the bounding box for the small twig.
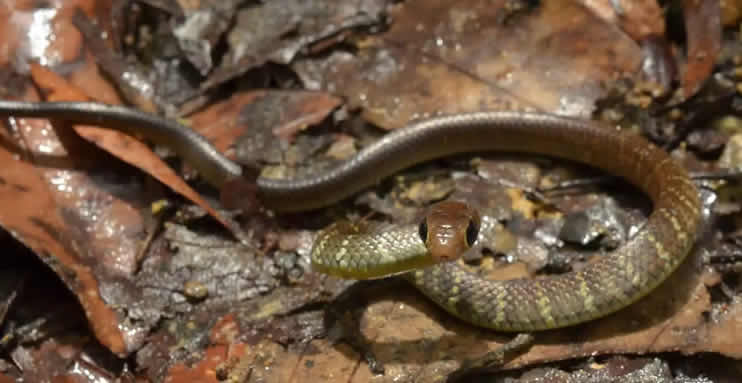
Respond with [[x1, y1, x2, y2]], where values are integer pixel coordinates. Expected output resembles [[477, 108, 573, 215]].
[[689, 168, 742, 181], [448, 333, 534, 382]]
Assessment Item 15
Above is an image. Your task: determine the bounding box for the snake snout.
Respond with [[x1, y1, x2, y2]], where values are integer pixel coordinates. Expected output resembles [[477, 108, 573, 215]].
[[422, 200, 481, 263]]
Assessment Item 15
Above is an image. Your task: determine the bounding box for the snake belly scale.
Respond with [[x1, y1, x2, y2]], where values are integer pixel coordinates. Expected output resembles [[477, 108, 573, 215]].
[[0, 102, 701, 332]]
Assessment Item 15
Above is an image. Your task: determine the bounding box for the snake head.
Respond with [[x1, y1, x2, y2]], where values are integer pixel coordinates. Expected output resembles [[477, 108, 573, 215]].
[[419, 201, 480, 262]]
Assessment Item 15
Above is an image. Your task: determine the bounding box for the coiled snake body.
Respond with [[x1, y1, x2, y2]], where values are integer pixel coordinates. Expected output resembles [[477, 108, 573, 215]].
[[0, 101, 701, 331]]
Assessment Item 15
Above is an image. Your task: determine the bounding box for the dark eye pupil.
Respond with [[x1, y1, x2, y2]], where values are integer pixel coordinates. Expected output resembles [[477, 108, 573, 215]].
[[418, 220, 428, 243], [465, 220, 479, 247]]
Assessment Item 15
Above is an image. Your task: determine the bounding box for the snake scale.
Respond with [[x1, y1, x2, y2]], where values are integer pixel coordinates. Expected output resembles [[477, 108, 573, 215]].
[[0, 101, 701, 332]]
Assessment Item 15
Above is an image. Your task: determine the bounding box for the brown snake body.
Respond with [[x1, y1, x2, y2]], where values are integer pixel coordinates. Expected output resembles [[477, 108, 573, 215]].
[[0, 101, 701, 331]]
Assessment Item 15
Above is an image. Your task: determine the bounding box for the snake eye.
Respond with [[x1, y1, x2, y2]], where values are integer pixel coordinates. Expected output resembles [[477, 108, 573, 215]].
[[418, 219, 428, 243], [465, 219, 479, 247]]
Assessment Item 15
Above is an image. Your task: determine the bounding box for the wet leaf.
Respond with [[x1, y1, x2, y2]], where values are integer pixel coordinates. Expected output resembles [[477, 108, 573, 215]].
[[29, 63, 238, 235], [682, 0, 722, 99], [203, 0, 389, 89], [0, 134, 127, 355], [295, 0, 642, 129]]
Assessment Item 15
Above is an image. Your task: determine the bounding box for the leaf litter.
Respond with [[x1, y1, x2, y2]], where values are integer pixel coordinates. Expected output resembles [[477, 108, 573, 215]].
[[0, 0, 740, 382]]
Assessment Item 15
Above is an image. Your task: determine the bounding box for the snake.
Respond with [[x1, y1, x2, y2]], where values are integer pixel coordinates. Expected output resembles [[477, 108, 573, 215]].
[[0, 100, 701, 332]]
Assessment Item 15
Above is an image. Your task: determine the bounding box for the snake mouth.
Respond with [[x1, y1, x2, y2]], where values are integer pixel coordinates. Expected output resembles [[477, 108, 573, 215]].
[[430, 252, 459, 263]]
